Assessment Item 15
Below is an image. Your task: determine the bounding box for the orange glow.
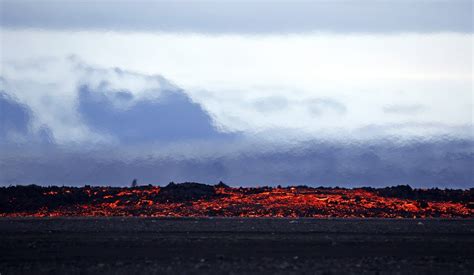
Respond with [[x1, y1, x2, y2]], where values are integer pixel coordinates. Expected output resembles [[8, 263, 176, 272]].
[[1, 185, 472, 218]]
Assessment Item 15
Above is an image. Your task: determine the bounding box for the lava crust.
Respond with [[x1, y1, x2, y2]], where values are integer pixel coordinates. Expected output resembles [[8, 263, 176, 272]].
[[0, 183, 472, 218]]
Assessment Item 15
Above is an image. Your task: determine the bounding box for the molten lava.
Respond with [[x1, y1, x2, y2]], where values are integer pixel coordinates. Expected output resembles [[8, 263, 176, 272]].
[[0, 183, 472, 218]]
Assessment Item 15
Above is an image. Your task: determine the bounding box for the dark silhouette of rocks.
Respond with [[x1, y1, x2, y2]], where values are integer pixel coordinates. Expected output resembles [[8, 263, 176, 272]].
[[371, 185, 472, 203], [215, 181, 230, 189], [158, 182, 219, 202]]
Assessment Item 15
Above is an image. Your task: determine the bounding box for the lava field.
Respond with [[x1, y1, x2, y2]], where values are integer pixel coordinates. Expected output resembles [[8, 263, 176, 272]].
[[1, 183, 472, 218]]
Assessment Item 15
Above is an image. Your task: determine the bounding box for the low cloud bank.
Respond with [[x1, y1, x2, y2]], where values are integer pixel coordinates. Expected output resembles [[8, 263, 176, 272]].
[[1, 138, 472, 188]]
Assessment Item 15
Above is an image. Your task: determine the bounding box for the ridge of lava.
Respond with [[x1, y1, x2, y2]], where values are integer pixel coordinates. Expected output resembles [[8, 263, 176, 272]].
[[1, 183, 472, 218]]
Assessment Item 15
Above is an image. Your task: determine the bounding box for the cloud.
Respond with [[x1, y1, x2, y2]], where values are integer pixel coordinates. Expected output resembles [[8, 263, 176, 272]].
[[0, 30, 472, 187], [4, 29, 471, 139], [0, 92, 30, 140], [1, 57, 231, 145], [383, 104, 425, 115], [253, 96, 347, 117], [1, 138, 472, 188], [1, 0, 472, 33], [0, 92, 53, 144], [253, 96, 289, 113], [78, 85, 230, 144], [307, 98, 347, 116]]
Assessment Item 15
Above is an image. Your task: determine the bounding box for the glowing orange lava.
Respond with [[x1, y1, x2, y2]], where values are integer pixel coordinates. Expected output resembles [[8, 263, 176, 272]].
[[1, 184, 471, 218]]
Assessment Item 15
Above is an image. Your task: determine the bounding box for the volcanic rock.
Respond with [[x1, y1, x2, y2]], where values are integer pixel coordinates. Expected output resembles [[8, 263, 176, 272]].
[[158, 182, 218, 202], [215, 181, 230, 189]]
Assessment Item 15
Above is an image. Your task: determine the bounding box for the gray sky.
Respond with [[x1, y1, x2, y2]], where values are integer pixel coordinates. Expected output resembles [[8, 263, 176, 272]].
[[1, 0, 473, 33]]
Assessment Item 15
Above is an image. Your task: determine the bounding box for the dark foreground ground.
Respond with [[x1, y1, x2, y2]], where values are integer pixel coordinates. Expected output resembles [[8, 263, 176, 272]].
[[0, 218, 473, 274]]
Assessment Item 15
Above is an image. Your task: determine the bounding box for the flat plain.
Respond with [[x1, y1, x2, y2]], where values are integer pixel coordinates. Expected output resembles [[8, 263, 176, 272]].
[[0, 218, 473, 274]]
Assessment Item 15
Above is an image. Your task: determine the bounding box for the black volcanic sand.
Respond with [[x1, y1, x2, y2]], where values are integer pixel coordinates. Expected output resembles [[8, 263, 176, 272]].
[[0, 218, 473, 274]]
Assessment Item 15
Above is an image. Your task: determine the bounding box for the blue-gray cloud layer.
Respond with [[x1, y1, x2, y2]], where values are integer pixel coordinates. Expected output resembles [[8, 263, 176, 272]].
[[1, 139, 472, 188], [0, 92, 30, 138], [2, 0, 472, 33], [0, 92, 53, 143], [78, 85, 229, 144]]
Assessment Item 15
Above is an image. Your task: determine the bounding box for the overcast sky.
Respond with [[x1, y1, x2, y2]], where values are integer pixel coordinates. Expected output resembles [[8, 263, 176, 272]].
[[0, 0, 472, 187]]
